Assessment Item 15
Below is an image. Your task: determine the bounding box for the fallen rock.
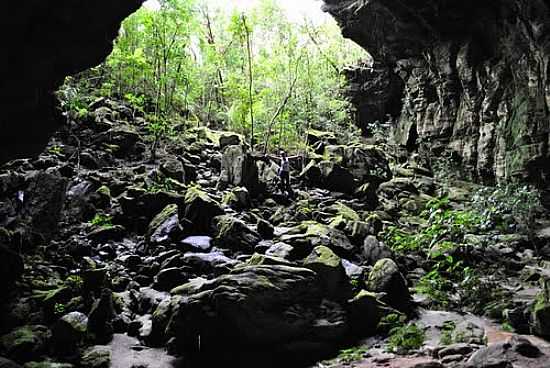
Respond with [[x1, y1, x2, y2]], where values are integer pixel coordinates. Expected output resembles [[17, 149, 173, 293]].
[[147, 204, 182, 245], [212, 215, 261, 252], [80, 346, 111, 368], [466, 336, 546, 368], [87, 289, 116, 344], [166, 265, 352, 366], [0, 245, 23, 293], [367, 258, 413, 314], [303, 246, 352, 301], [0, 325, 51, 363], [52, 312, 88, 354], [219, 145, 263, 196], [183, 186, 223, 234]]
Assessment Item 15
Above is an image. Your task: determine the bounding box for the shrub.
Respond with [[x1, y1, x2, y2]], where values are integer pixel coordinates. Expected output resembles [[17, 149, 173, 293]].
[[90, 214, 113, 228], [387, 322, 426, 354]]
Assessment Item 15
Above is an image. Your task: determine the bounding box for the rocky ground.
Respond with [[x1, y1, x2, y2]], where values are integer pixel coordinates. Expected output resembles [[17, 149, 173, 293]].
[[2, 98, 550, 368]]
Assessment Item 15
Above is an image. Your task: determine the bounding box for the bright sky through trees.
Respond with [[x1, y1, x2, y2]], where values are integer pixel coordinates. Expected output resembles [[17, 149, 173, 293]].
[[143, 0, 330, 23]]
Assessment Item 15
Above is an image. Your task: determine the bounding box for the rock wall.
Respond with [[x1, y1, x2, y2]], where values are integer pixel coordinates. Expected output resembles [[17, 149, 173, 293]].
[[0, 0, 144, 164], [325, 0, 550, 184]]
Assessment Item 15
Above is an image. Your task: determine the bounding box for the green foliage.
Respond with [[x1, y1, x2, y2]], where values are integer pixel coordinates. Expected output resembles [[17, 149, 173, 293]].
[[90, 214, 113, 228], [378, 313, 407, 332], [58, 0, 364, 152], [336, 346, 369, 364], [48, 145, 64, 156], [65, 275, 84, 291], [439, 321, 456, 346], [387, 322, 426, 354], [472, 183, 541, 236], [53, 303, 66, 316]]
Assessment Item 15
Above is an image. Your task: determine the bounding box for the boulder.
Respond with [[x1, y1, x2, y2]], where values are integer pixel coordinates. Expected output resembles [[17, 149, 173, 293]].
[[80, 346, 111, 368], [212, 215, 261, 253], [160, 158, 185, 183], [166, 265, 350, 366], [265, 242, 296, 260], [466, 336, 545, 368], [23, 362, 74, 368], [363, 235, 393, 265], [219, 133, 243, 149], [367, 258, 413, 314], [0, 325, 51, 363], [223, 187, 251, 209], [22, 172, 67, 243], [219, 145, 263, 196], [348, 290, 389, 337], [532, 277, 550, 338], [87, 225, 126, 244], [303, 246, 352, 301], [153, 268, 189, 292], [52, 312, 88, 354], [324, 144, 392, 185], [179, 236, 212, 253], [257, 219, 274, 240], [94, 125, 140, 156], [87, 290, 116, 344], [0, 245, 24, 294], [147, 204, 182, 245], [280, 221, 355, 258], [183, 187, 223, 234], [182, 252, 240, 275], [319, 161, 356, 194]]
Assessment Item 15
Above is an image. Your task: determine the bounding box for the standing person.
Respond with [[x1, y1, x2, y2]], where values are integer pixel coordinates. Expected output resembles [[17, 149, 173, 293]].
[[267, 150, 298, 195]]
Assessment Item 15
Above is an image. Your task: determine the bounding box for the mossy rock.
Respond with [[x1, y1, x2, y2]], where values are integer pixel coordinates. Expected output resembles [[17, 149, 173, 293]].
[[0, 325, 51, 362], [367, 258, 413, 314], [184, 186, 223, 234], [147, 204, 182, 244], [304, 246, 352, 301], [80, 346, 111, 368]]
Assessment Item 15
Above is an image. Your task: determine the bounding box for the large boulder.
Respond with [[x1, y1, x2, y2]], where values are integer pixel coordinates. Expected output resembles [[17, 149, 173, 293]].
[[166, 265, 350, 366], [466, 335, 546, 368], [367, 258, 413, 314], [87, 290, 116, 344], [280, 221, 355, 258], [0, 325, 51, 363], [183, 187, 223, 234], [52, 312, 88, 355], [212, 215, 261, 253], [219, 145, 263, 196], [303, 246, 352, 301], [0, 244, 24, 294], [147, 204, 182, 245], [324, 144, 392, 185], [22, 172, 67, 243]]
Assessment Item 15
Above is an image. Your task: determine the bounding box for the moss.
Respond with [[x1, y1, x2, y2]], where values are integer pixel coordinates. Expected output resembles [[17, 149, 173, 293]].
[[222, 191, 238, 206], [185, 185, 212, 204], [149, 204, 178, 232], [305, 246, 341, 268], [95, 185, 111, 198]]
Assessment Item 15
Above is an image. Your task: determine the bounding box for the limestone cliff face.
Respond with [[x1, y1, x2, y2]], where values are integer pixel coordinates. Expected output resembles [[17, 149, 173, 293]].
[[0, 1, 143, 164], [325, 0, 550, 184]]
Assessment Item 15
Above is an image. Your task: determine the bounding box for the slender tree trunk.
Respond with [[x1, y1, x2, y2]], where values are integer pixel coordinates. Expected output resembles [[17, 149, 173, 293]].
[[242, 15, 255, 149]]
